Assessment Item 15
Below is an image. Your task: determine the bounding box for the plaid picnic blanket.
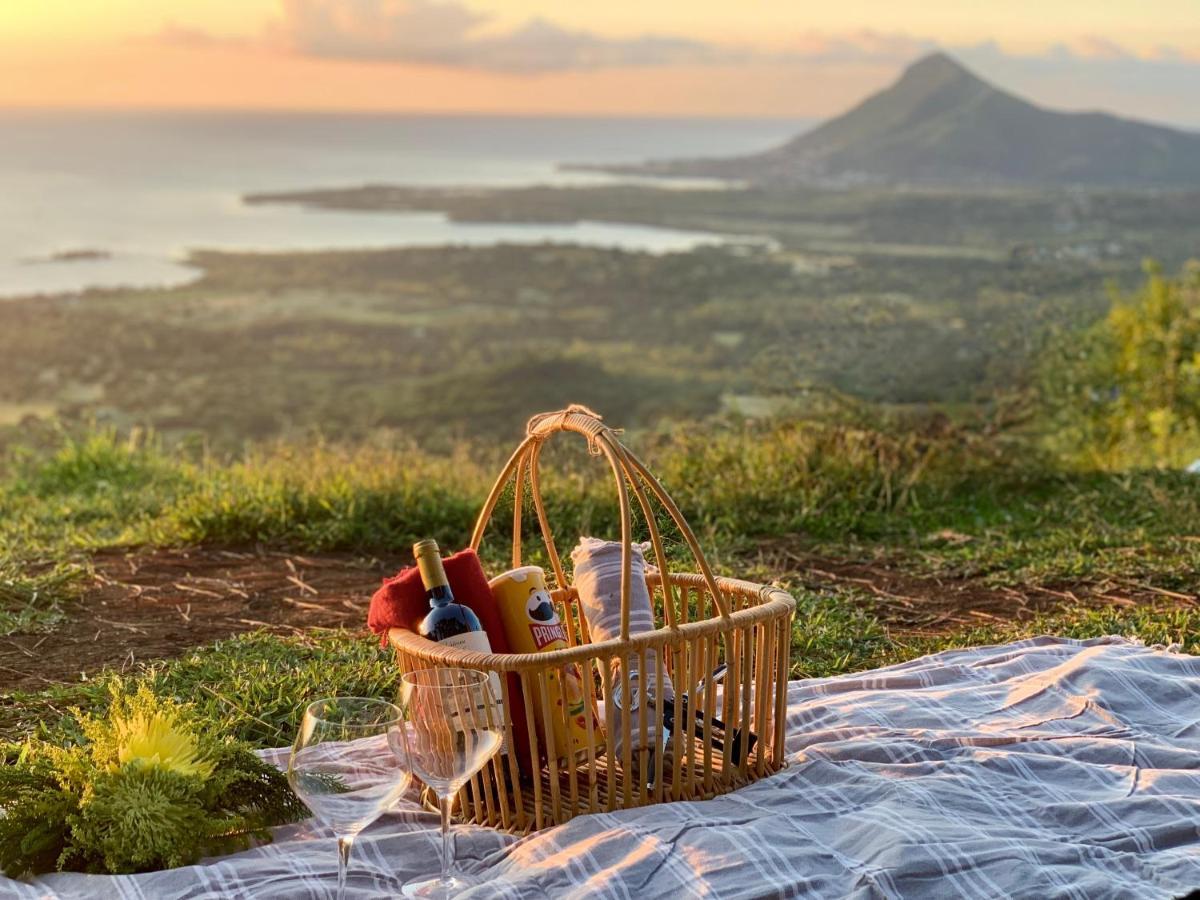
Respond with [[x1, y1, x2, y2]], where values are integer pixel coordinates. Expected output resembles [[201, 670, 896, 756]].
[[7, 635, 1200, 899]]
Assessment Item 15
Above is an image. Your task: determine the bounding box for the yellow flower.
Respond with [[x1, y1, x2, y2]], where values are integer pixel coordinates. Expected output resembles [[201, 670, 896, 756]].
[[114, 710, 214, 779]]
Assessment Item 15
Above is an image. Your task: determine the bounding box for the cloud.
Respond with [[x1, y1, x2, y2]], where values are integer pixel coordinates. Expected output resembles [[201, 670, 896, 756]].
[[263, 2, 936, 72], [266, 0, 732, 72], [781, 30, 936, 64], [151, 1, 1200, 89], [153, 22, 251, 49], [1071, 36, 1130, 61], [958, 35, 1198, 68]]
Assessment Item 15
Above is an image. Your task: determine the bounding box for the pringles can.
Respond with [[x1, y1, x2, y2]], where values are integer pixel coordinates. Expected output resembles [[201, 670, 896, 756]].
[[489, 566, 602, 764]]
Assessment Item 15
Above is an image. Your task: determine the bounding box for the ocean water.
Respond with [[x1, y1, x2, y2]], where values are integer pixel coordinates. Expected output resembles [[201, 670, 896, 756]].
[[0, 111, 807, 298]]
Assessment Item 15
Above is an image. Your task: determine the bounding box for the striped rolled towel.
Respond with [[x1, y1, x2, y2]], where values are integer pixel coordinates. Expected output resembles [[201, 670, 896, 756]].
[[571, 537, 673, 776]]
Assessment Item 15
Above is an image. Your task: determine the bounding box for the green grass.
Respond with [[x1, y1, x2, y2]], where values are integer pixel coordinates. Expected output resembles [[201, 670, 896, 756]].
[[5, 595, 1197, 748], [4, 423, 1199, 584], [0, 630, 399, 747], [844, 470, 1200, 587], [0, 559, 86, 635], [1, 421, 1198, 746], [785, 579, 1200, 683], [1, 430, 187, 551]]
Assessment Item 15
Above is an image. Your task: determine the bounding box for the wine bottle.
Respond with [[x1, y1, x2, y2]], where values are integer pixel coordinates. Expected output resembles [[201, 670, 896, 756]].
[[617, 664, 757, 788], [413, 540, 502, 702], [655, 692, 756, 768]]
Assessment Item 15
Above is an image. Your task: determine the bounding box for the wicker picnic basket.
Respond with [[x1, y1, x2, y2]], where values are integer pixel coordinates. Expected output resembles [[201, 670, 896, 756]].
[[388, 405, 796, 833]]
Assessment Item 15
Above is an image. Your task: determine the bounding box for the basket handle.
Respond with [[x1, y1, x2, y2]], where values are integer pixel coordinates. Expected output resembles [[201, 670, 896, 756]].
[[469, 405, 730, 640]]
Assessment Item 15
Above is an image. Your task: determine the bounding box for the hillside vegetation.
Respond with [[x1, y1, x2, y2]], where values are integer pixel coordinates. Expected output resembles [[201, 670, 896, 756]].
[[5, 267, 1200, 744], [11, 182, 1200, 450], [3, 413, 1199, 745], [2, 262, 1198, 757], [1041, 262, 1200, 468]]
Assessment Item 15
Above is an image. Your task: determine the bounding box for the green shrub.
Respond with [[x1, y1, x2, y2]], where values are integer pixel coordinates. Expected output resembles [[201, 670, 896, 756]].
[[1040, 261, 1200, 468]]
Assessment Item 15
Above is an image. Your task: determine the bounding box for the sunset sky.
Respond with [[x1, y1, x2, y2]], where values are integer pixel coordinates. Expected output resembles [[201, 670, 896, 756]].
[[3, 0, 1199, 123]]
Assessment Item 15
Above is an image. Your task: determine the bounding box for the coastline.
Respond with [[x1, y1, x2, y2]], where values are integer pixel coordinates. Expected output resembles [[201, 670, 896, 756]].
[[3, 177, 1198, 446], [0, 111, 805, 300], [0, 195, 751, 301]]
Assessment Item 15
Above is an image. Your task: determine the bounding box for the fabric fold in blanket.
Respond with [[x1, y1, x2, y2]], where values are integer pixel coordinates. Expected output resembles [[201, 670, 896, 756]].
[[10, 636, 1200, 899]]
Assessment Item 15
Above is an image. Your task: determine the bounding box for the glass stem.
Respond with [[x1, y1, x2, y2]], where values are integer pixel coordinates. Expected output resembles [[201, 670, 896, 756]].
[[336, 835, 353, 900], [440, 792, 454, 883]]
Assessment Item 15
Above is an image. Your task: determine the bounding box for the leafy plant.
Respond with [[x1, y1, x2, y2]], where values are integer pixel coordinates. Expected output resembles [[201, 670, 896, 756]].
[[0, 682, 307, 877], [1040, 262, 1200, 468], [0, 557, 84, 635]]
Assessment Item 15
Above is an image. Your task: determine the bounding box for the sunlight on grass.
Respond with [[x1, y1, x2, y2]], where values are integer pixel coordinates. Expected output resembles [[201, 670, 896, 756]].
[[3, 422, 1199, 586], [7, 599, 1199, 747], [0, 559, 88, 636], [1, 418, 1199, 746], [0, 630, 399, 747]]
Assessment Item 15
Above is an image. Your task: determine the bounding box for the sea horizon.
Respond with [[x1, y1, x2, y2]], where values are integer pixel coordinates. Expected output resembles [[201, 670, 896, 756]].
[[0, 110, 809, 298], [0, 106, 812, 120]]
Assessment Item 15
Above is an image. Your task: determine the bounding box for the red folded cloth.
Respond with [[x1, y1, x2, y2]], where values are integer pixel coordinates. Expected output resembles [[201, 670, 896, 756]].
[[368, 548, 505, 644], [368, 548, 536, 779]]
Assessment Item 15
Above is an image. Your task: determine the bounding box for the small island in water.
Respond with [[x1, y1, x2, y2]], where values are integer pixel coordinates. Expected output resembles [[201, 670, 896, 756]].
[[22, 248, 112, 265]]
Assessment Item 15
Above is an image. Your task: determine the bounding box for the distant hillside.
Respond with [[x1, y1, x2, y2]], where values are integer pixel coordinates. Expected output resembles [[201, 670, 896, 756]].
[[576, 53, 1200, 187]]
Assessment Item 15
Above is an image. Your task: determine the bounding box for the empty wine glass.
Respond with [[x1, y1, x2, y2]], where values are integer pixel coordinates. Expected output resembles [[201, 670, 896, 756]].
[[400, 668, 503, 899], [288, 697, 412, 900]]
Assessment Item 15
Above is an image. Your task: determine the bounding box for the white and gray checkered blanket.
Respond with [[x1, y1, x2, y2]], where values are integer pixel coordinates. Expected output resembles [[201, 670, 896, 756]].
[[7, 635, 1200, 899]]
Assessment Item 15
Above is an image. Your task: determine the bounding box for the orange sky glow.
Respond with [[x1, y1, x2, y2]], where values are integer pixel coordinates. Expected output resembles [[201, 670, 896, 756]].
[[1, 1, 1198, 121]]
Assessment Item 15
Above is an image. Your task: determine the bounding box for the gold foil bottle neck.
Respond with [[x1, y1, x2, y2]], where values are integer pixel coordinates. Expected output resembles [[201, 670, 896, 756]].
[[413, 540, 449, 589]]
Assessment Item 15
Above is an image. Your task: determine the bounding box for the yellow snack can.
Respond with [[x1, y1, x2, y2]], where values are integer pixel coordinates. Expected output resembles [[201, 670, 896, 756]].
[[489, 566, 601, 764]]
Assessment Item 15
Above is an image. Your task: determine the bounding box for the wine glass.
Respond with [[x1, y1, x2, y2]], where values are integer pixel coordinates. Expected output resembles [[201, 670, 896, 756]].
[[287, 697, 412, 900], [400, 667, 504, 899]]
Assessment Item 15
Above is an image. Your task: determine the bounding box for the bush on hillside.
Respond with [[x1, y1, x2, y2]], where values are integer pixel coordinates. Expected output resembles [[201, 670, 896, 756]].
[[1040, 261, 1200, 469]]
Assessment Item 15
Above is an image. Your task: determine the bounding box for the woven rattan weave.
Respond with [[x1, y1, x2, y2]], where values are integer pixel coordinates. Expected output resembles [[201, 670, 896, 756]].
[[389, 406, 796, 832]]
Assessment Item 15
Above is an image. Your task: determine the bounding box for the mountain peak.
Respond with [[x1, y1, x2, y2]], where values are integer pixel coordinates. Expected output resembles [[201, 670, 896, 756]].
[[588, 51, 1200, 187], [903, 51, 971, 78], [894, 51, 985, 92]]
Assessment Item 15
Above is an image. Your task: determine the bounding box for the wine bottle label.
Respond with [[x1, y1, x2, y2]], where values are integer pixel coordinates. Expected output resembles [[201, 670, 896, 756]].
[[436, 630, 503, 706]]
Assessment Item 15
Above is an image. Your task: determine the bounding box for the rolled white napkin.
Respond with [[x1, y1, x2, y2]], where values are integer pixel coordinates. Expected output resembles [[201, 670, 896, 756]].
[[571, 537, 673, 771]]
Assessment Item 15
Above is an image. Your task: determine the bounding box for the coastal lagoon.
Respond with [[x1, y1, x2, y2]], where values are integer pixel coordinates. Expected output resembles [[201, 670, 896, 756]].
[[0, 111, 804, 297]]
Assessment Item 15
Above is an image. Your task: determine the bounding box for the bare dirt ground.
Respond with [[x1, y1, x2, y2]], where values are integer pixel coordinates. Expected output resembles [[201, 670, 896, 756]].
[[2, 544, 1195, 692], [0, 547, 398, 692], [767, 546, 1198, 636]]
